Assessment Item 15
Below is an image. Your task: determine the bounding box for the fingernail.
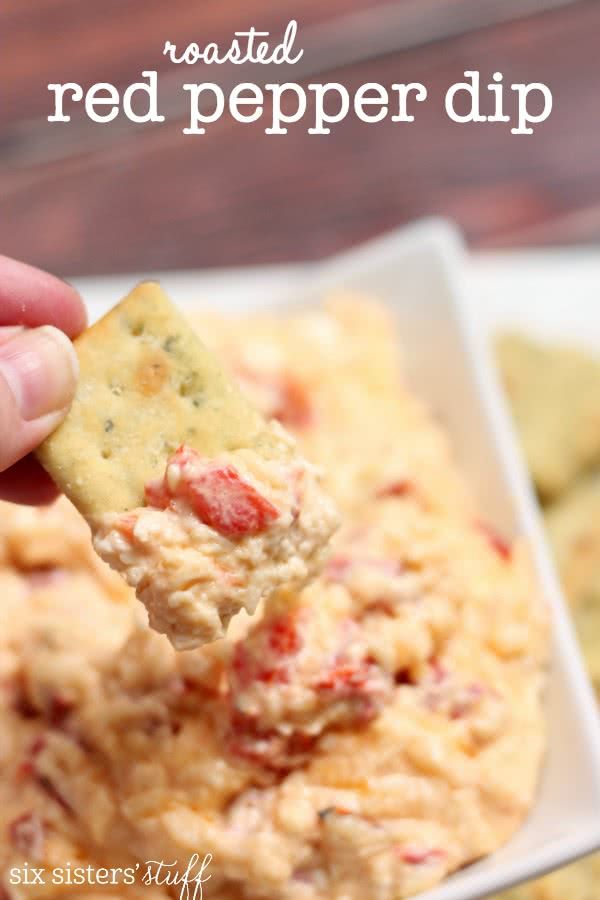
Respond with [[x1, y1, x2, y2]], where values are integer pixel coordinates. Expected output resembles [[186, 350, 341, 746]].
[[0, 325, 79, 421]]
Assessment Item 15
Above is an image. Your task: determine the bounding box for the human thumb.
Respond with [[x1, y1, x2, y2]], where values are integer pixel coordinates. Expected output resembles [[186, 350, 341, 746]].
[[0, 325, 79, 472]]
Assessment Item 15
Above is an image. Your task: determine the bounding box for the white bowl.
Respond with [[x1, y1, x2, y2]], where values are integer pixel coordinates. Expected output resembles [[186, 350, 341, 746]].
[[75, 219, 600, 899]]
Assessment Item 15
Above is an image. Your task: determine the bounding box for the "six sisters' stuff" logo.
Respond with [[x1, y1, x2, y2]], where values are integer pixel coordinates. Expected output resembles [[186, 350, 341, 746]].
[[9, 853, 212, 900]]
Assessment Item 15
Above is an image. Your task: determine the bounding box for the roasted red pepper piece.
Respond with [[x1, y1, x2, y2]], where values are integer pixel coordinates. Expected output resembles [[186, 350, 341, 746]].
[[476, 520, 511, 560], [145, 445, 280, 539], [399, 846, 446, 865], [9, 812, 45, 857]]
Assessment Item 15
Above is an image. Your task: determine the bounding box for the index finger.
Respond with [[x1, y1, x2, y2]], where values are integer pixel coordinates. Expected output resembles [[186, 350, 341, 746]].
[[0, 255, 87, 338]]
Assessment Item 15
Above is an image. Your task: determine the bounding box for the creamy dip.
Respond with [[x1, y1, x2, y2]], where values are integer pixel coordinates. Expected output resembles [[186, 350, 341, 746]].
[[0, 297, 548, 900], [93, 436, 338, 649]]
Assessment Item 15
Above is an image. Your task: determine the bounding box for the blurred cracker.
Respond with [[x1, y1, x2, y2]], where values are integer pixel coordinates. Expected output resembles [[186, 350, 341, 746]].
[[496, 333, 600, 501], [493, 851, 600, 900], [545, 471, 600, 696]]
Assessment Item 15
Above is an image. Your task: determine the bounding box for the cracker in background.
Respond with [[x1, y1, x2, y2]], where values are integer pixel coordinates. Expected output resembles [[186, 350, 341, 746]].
[[36, 283, 282, 519], [492, 850, 600, 900], [545, 471, 600, 695], [493, 334, 600, 900], [496, 333, 600, 501]]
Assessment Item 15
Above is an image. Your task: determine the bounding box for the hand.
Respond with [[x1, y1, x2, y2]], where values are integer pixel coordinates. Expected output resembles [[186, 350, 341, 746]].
[[0, 255, 86, 505]]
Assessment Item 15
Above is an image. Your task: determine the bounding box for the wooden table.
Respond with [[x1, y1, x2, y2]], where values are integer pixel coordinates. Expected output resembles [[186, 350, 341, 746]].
[[2, 0, 600, 276]]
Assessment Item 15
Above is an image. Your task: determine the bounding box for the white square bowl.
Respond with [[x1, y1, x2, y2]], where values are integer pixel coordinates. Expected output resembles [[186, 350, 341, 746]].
[[75, 219, 600, 899]]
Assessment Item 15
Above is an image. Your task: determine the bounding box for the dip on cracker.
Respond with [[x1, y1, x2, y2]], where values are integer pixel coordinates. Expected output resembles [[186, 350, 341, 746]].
[[36, 284, 338, 648]]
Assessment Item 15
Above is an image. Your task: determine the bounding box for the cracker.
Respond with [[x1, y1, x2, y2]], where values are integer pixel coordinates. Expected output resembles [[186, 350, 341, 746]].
[[36, 283, 284, 519], [545, 471, 600, 694], [492, 850, 600, 900], [496, 333, 600, 501]]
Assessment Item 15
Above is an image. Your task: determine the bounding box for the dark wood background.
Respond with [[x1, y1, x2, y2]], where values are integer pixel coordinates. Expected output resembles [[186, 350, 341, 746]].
[[1, 0, 599, 276]]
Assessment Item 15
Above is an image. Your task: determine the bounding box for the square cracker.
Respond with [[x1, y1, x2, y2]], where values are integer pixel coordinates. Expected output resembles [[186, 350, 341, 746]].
[[545, 472, 600, 695], [496, 332, 600, 501], [36, 283, 281, 519]]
